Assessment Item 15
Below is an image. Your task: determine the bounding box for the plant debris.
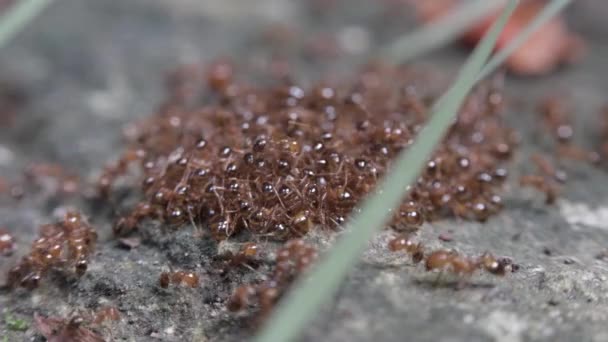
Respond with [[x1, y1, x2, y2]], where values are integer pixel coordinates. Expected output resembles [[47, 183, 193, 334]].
[[34, 313, 104, 342], [412, 0, 585, 76], [4, 311, 28, 332]]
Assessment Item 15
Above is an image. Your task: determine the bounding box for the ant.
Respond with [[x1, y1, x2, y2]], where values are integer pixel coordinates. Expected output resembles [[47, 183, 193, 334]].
[[388, 235, 510, 281], [113, 202, 159, 236], [557, 145, 601, 165], [24, 163, 81, 195], [520, 174, 558, 204], [520, 152, 574, 204], [0, 227, 15, 256], [538, 96, 574, 144], [227, 284, 256, 312], [388, 235, 424, 263], [206, 58, 234, 92], [531, 153, 567, 183], [97, 148, 146, 196], [230, 242, 260, 266], [159, 269, 200, 288], [213, 242, 263, 276], [424, 249, 509, 277]]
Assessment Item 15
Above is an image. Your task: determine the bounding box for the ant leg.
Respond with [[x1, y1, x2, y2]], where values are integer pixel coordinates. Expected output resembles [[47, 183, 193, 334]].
[[455, 276, 469, 290], [433, 270, 444, 287]]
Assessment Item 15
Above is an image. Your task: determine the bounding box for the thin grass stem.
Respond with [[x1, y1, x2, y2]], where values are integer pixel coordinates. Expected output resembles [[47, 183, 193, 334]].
[[380, 0, 506, 64], [0, 0, 54, 49], [478, 0, 571, 80]]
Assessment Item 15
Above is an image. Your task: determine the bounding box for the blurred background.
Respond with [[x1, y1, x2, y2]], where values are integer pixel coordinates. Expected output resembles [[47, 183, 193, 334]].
[[2, 1, 608, 341]]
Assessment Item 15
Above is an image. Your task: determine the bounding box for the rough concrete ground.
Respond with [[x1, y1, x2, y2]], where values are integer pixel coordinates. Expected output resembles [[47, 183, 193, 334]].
[[1, 0, 608, 341]]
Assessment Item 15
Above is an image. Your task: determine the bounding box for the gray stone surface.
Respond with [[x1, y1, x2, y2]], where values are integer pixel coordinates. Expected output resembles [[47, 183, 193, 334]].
[[1, 0, 608, 341]]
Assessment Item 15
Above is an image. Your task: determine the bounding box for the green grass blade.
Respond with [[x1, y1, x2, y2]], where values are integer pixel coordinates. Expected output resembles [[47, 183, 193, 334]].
[[478, 0, 571, 80], [253, 2, 519, 342], [380, 0, 506, 64], [0, 0, 54, 48]]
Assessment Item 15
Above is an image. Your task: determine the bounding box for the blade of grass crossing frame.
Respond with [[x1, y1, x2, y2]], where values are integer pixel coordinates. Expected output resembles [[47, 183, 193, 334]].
[[380, 0, 506, 64], [0, 0, 54, 48], [433, 0, 570, 112], [477, 0, 571, 81], [253, 2, 520, 342]]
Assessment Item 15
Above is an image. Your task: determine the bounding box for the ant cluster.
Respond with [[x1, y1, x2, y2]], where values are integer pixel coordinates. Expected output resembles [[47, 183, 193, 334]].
[[227, 239, 317, 319], [0, 227, 15, 256], [388, 235, 512, 278], [6, 211, 97, 289], [214, 242, 262, 274], [100, 61, 516, 241], [158, 270, 200, 288]]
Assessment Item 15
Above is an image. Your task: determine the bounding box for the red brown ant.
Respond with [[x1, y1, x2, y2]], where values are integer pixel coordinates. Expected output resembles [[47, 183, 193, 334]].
[[531, 153, 567, 183], [159, 269, 200, 288], [538, 96, 574, 144], [388, 235, 510, 280], [388, 235, 424, 263], [231, 242, 260, 266], [24, 162, 82, 195], [557, 145, 601, 165], [0, 227, 15, 256], [424, 249, 508, 277], [520, 174, 558, 204], [227, 284, 256, 312]]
